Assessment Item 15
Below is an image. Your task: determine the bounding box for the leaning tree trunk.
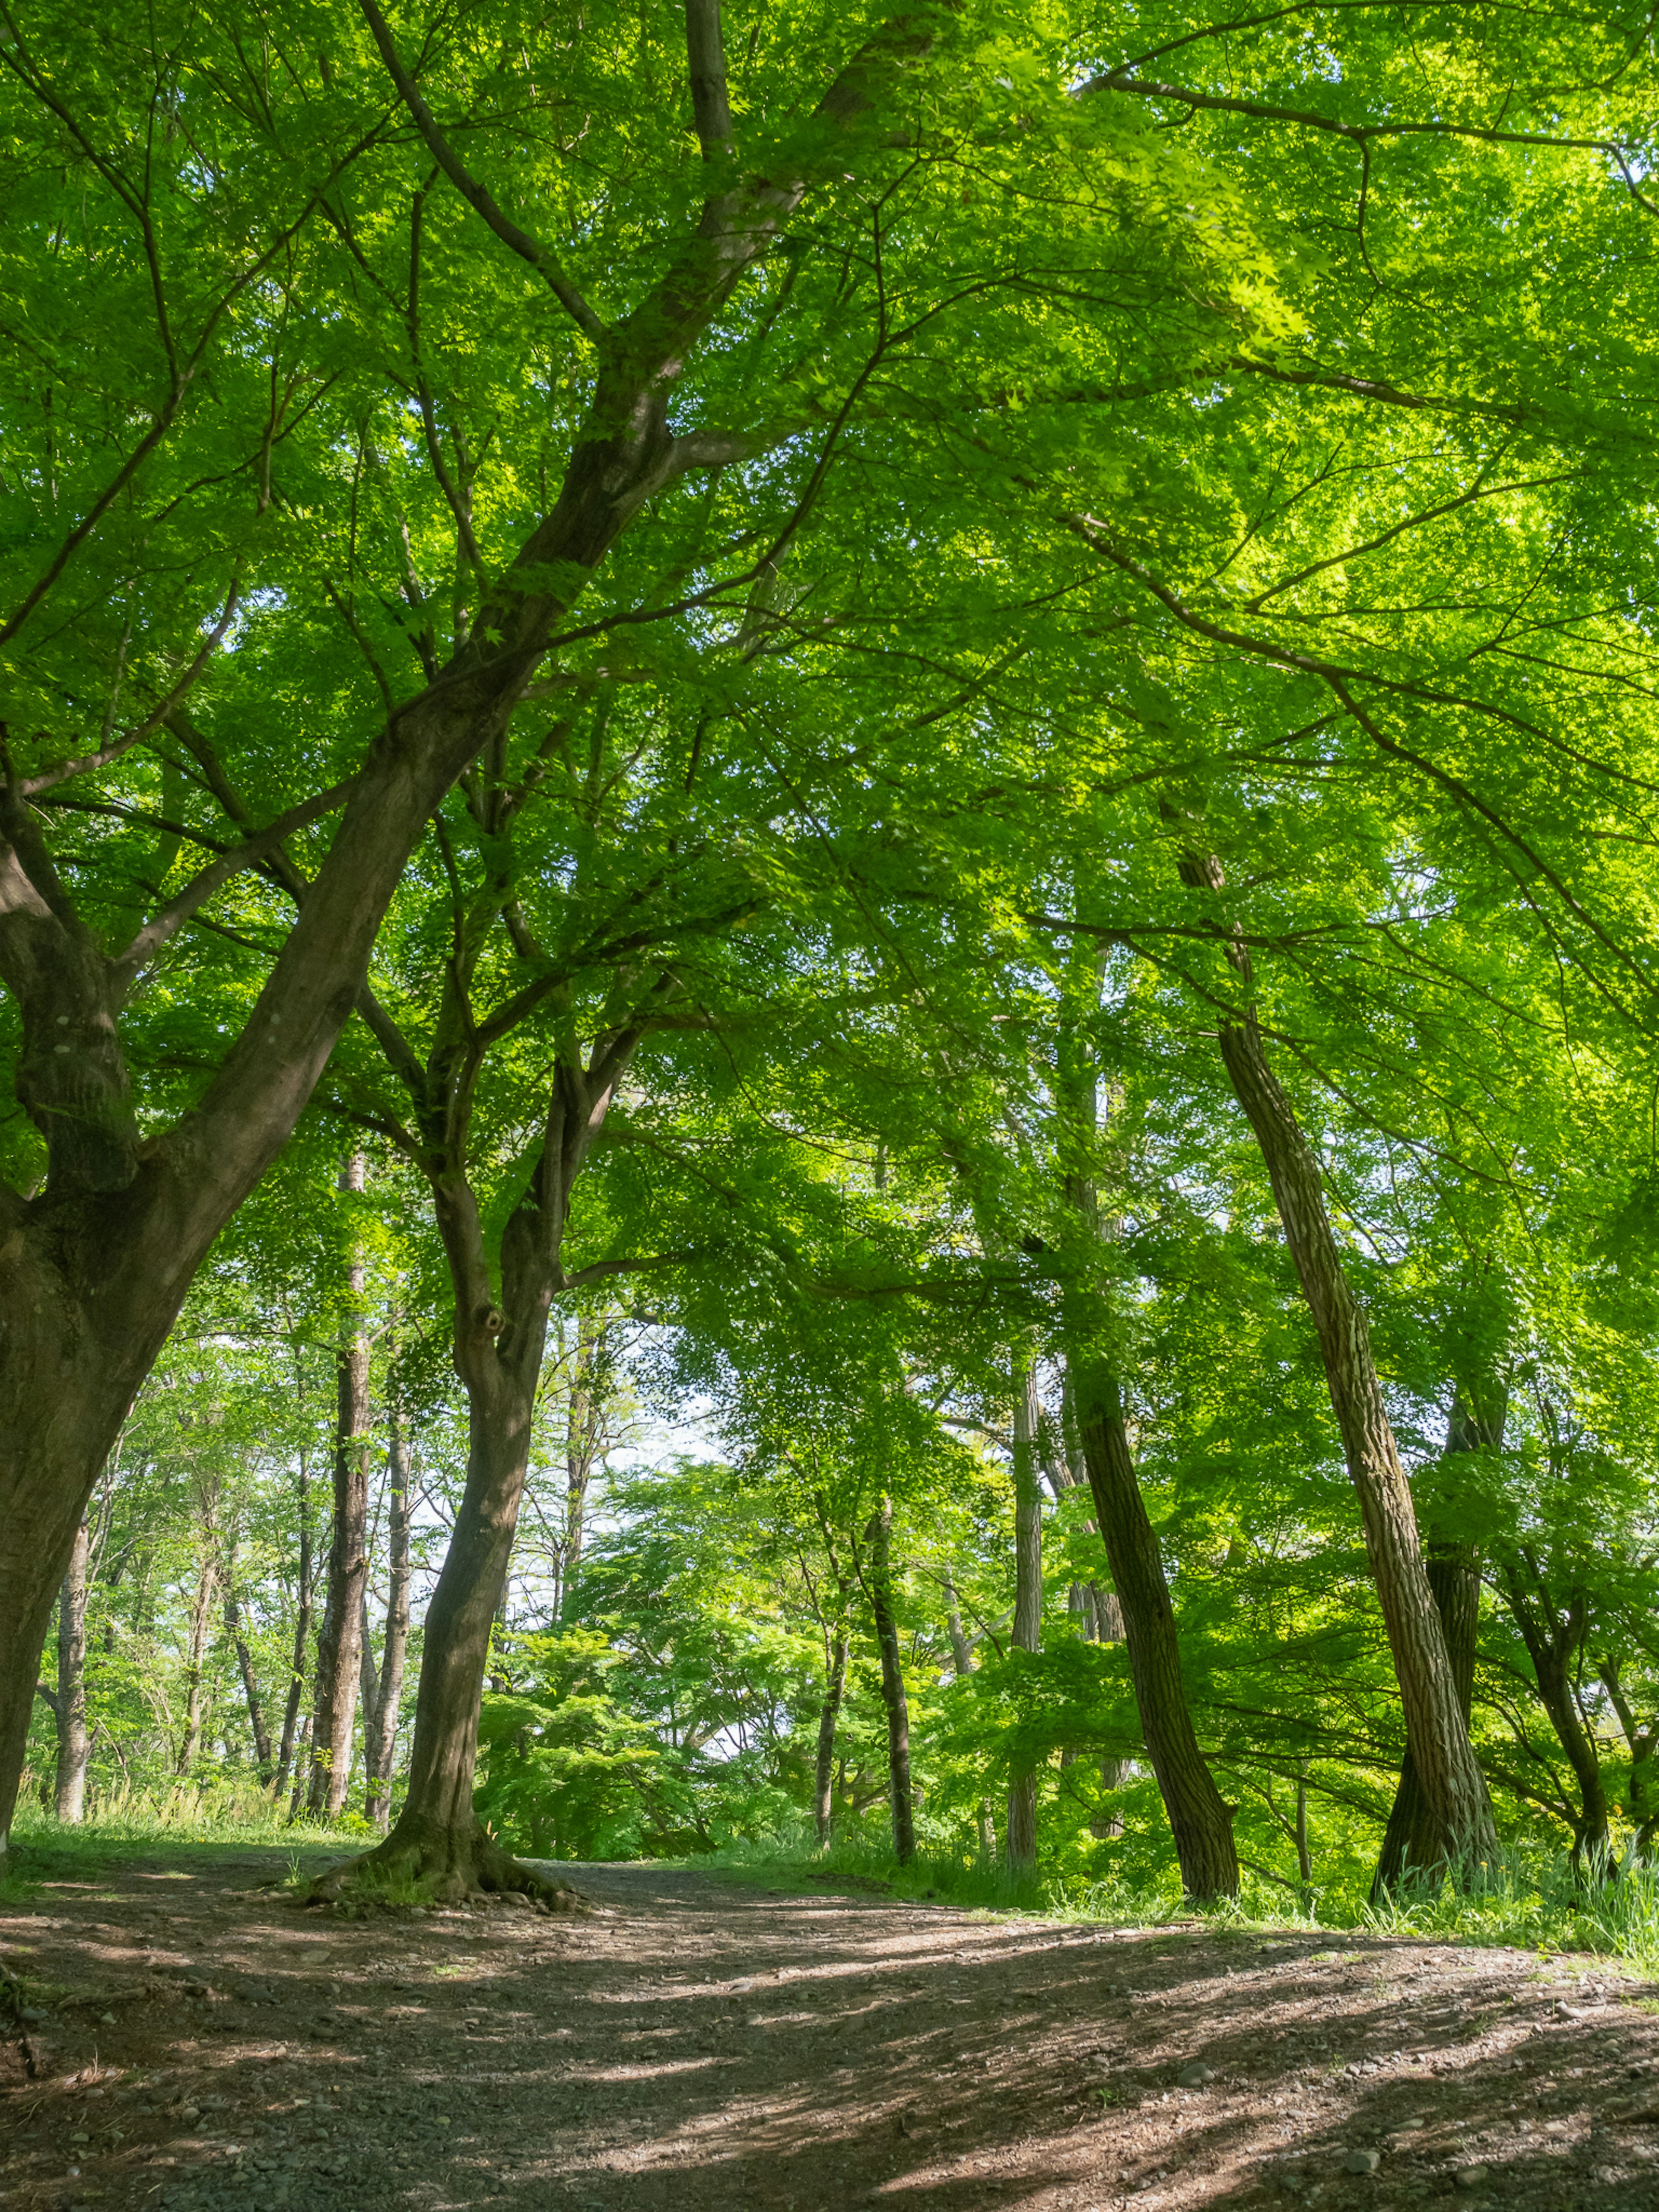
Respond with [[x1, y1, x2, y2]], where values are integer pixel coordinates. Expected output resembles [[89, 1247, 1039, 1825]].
[[1071, 1348, 1240, 1899], [1006, 1356, 1042, 1874], [862, 1494, 916, 1867], [1168, 827, 1497, 1869], [363, 1405, 412, 1830], [1214, 1005, 1495, 1865], [1372, 1387, 1495, 1894], [1500, 1569, 1610, 1868], [53, 1517, 91, 1823], [307, 1154, 372, 1818]]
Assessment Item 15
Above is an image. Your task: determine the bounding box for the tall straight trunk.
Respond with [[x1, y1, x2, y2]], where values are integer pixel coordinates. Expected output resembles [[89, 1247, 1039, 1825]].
[[275, 1457, 314, 1799], [862, 1494, 915, 1866], [1171, 826, 1495, 1867], [53, 1517, 90, 1823], [944, 1568, 1000, 1857], [1006, 1356, 1042, 1873], [307, 1153, 372, 1819], [814, 1625, 850, 1844], [364, 1405, 411, 1830], [223, 1574, 273, 1783], [1373, 1387, 1494, 1894], [175, 1551, 217, 1777], [557, 1313, 607, 1617]]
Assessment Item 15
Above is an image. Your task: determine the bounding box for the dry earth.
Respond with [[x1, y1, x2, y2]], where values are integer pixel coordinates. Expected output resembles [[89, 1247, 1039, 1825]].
[[4, 1848, 1659, 2212]]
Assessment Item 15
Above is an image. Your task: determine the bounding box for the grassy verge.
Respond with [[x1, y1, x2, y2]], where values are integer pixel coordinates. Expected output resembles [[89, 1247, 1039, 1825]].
[[2, 1786, 353, 1902], [681, 1833, 1659, 1974]]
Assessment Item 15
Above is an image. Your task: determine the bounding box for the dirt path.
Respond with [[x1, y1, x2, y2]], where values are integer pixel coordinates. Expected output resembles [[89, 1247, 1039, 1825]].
[[4, 1848, 1659, 2212]]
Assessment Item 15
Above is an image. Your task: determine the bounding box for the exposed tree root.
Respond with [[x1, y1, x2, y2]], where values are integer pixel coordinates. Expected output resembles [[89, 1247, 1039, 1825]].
[[304, 1813, 588, 1913]]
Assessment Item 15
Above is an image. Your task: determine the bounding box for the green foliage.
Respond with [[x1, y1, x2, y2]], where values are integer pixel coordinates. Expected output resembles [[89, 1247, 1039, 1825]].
[[475, 1629, 664, 1861]]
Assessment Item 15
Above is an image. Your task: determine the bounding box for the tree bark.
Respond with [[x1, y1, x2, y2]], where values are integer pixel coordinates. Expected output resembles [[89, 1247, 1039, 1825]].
[[363, 1404, 411, 1831], [1169, 828, 1497, 1869], [814, 1625, 850, 1845], [1500, 1567, 1610, 1866], [0, 6, 934, 1855], [275, 1455, 314, 1800], [223, 1573, 273, 1784], [862, 1494, 915, 1866], [1006, 1356, 1042, 1874], [53, 1517, 90, 1823], [1071, 1355, 1239, 1898], [1372, 1389, 1492, 1894], [175, 1551, 217, 1777], [307, 1154, 372, 1818], [313, 1041, 638, 1905]]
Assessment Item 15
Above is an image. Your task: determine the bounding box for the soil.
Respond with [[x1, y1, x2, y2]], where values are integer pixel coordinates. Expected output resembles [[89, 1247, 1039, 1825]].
[[3, 1847, 1659, 2212]]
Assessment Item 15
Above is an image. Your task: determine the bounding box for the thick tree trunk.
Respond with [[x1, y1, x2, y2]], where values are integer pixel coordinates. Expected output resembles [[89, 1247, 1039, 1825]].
[[224, 1577, 273, 1783], [1072, 1357, 1239, 1898], [363, 1406, 411, 1830], [1006, 1357, 1042, 1874], [307, 1155, 372, 1818], [274, 1459, 314, 1800], [814, 1626, 850, 1844], [862, 1495, 915, 1866], [0, 3, 934, 1853], [53, 1517, 90, 1823], [1371, 1385, 1492, 1892], [1219, 1008, 1496, 1864]]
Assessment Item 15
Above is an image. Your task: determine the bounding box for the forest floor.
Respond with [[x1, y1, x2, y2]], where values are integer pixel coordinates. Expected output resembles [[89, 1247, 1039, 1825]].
[[3, 1845, 1659, 2212]]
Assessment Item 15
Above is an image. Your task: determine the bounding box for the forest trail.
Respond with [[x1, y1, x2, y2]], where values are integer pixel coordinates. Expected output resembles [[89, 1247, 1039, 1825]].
[[3, 1849, 1659, 2212]]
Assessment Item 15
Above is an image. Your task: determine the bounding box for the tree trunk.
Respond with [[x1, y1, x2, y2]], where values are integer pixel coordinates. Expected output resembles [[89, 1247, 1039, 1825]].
[[814, 1625, 850, 1844], [176, 1551, 217, 1777], [1006, 1357, 1042, 1874], [0, 2, 936, 1853], [312, 1050, 636, 1906], [53, 1517, 90, 1823], [1500, 1570, 1610, 1867], [307, 1154, 372, 1819], [1072, 1354, 1239, 1899], [862, 1494, 915, 1867], [364, 1405, 411, 1831], [223, 1574, 273, 1783], [1213, 1003, 1495, 1866], [275, 1456, 314, 1801], [1169, 825, 1496, 1867], [1372, 1388, 1491, 1894]]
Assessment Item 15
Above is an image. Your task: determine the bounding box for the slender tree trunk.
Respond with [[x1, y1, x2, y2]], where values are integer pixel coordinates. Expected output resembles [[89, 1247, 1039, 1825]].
[[1071, 1354, 1239, 1898], [275, 1457, 314, 1800], [1170, 826, 1496, 1867], [1501, 1571, 1610, 1867], [53, 1517, 90, 1823], [814, 1624, 850, 1844], [223, 1575, 273, 1783], [862, 1494, 915, 1866], [1295, 1766, 1312, 1885], [176, 1552, 217, 1777], [1006, 1357, 1042, 1874], [364, 1406, 411, 1830], [1372, 1385, 1492, 1892], [307, 1154, 372, 1819]]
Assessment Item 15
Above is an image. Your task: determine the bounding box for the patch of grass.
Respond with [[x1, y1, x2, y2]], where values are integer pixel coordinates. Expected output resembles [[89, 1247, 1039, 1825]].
[[2, 1785, 350, 1902], [1361, 1845, 1659, 1974]]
